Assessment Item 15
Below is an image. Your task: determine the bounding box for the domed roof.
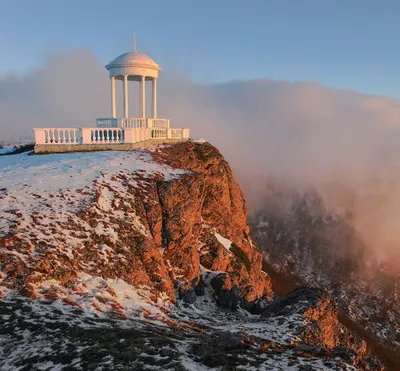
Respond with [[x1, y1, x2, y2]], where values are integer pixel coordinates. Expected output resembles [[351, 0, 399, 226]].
[[106, 51, 161, 71]]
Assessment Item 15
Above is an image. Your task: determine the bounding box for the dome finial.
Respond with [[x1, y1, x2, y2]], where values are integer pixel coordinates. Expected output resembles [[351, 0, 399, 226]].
[[133, 32, 137, 53]]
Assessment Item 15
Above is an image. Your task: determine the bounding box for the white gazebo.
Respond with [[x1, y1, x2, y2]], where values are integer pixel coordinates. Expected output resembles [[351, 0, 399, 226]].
[[97, 35, 166, 129], [33, 35, 190, 151]]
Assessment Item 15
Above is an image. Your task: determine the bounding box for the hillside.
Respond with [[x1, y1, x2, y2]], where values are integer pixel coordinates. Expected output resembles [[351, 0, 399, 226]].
[[0, 142, 385, 370], [249, 180, 400, 370]]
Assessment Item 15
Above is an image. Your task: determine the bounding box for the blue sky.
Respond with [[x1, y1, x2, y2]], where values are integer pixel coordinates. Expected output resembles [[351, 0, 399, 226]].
[[1, 0, 400, 97]]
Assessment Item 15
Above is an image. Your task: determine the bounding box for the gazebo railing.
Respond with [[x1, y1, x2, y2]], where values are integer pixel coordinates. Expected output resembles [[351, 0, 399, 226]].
[[96, 117, 170, 129], [90, 128, 124, 143], [34, 127, 190, 145], [33, 128, 83, 144]]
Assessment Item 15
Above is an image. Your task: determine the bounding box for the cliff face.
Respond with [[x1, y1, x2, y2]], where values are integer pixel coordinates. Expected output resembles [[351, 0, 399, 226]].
[[0, 142, 272, 312], [152, 142, 272, 308]]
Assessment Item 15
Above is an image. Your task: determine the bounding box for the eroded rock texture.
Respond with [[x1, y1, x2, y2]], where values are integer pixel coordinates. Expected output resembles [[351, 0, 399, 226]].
[[0, 142, 272, 308]]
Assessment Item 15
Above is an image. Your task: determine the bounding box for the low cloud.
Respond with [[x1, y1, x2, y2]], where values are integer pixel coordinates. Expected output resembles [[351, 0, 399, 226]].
[[0, 50, 108, 142], [1, 49, 400, 258]]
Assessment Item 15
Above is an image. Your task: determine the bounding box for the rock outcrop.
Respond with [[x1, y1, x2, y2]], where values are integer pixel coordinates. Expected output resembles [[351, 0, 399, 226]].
[[260, 286, 383, 370], [0, 142, 272, 309]]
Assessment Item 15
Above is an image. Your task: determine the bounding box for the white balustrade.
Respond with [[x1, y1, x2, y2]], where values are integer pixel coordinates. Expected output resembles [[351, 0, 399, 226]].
[[150, 118, 170, 129], [89, 128, 124, 144], [166, 128, 190, 139], [123, 127, 151, 143], [182, 128, 190, 139], [151, 128, 168, 139], [168, 129, 183, 139], [96, 117, 170, 129], [120, 118, 146, 128], [34, 125, 189, 146], [34, 128, 82, 144]]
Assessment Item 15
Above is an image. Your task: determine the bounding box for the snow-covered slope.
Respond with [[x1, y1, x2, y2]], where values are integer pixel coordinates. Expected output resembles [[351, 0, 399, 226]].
[[0, 150, 187, 237], [0, 275, 377, 371], [0, 143, 385, 370]]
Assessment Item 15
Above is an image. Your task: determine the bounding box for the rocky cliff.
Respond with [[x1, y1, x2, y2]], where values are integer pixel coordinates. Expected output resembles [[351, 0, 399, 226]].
[[0, 142, 272, 312], [0, 142, 386, 370]]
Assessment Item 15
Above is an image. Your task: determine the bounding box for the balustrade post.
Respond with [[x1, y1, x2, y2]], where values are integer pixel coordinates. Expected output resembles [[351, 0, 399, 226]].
[[81, 128, 92, 144], [147, 118, 154, 128], [124, 128, 135, 144], [167, 128, 173, 139], [33, 129, 46, 144]]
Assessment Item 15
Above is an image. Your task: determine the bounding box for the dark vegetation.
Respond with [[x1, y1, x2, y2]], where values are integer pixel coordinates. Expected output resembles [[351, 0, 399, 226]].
[[0, 143, 35, 156]]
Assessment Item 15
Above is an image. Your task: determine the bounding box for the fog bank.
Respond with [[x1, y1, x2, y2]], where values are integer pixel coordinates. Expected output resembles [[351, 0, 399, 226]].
[[1, 50, 400, 258]]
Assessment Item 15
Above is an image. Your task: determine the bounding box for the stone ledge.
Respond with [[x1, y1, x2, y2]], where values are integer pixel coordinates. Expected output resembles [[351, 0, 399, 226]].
[[34, 139, 188, 154]]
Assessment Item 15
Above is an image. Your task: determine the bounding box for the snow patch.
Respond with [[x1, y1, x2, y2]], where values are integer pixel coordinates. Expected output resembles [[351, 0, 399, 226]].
[[215, 232, 232, 251], [33, 272, 170, 319], [0, 147, 13, 155]]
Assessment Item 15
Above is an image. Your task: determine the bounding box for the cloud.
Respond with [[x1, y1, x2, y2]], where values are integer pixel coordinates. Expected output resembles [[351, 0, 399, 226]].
[[1, 49, 400, 258], [0, 50, 108, 142]]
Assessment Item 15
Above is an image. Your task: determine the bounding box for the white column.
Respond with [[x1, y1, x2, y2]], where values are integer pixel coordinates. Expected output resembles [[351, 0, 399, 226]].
[[140, 76, 146, 118], [123, 75, 129, 118], [152, 78, 157, 118], [111, 76, 116, 118]]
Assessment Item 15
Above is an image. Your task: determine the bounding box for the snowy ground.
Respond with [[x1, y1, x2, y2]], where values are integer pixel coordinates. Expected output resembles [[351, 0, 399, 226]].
[[0, 150, 188, 234], [0, 270, 360, 370], [0, 150, 187, 198], [0, 289, 357, 371], [0, 147, 14, 155]]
